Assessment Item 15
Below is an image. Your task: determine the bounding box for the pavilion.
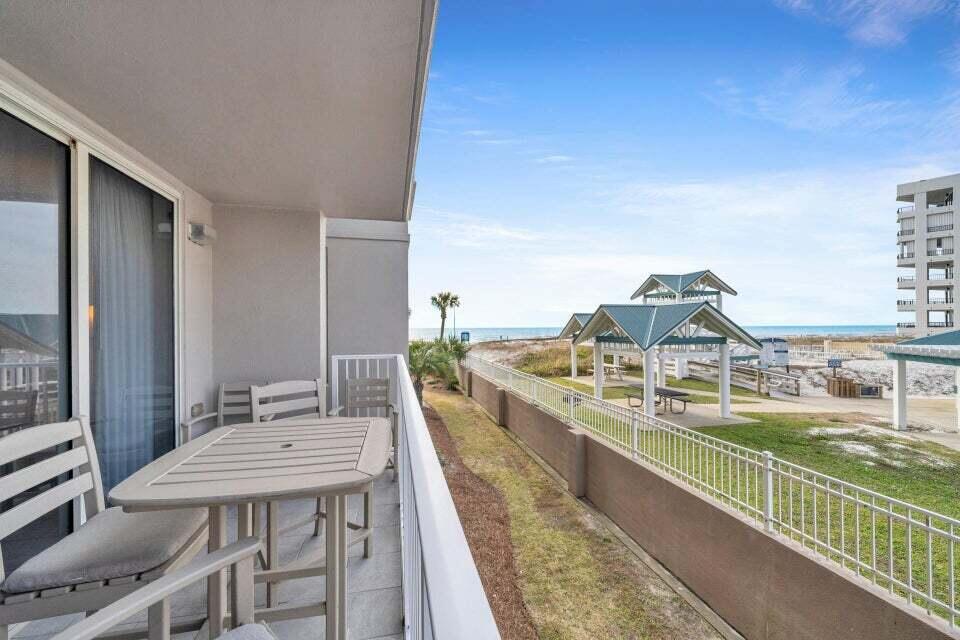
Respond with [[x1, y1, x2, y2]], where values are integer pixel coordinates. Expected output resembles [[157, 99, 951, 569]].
[[881, 330, 960, 432], [574, 303, 761, 418], [629, 270, 737, 312], [557, 313, 594, 377]]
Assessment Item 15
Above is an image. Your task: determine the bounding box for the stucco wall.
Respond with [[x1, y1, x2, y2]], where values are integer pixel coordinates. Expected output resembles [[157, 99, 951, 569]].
[[326, 219, 409, 362], [212, 205, 326, 386], [181, 189, 215, 417], [466, 369, 956, 640]]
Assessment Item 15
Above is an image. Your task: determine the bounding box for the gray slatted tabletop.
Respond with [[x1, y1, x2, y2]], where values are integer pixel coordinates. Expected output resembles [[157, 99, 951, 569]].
[[110, 417, 391, 640]]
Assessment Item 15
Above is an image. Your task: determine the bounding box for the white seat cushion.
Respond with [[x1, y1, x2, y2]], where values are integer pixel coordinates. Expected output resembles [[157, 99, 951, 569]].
[[1, 506, 207, 594], [218, 624, 276, 640]]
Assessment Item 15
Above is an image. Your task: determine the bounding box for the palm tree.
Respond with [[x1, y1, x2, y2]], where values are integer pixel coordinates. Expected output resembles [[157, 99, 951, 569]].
[[408, 340, 454, 405], [430, 291, 460, 339]]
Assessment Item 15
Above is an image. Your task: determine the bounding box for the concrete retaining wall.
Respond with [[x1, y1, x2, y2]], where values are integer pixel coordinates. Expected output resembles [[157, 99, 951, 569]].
[[464, 369, 957, 640]]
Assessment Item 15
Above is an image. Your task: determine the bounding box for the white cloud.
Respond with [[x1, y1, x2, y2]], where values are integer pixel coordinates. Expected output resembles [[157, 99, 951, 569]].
[[775, 0, 950, 46], [535, 155, 574, 164], [708, 64, 907, 132]]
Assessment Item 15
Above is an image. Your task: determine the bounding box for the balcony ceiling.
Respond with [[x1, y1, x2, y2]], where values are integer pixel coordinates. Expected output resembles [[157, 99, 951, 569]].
[[0, 1, 435, 220]]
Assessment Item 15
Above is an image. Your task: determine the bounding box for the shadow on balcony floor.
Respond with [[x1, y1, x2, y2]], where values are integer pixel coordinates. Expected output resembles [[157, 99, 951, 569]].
[[9, 473, 402, 640]]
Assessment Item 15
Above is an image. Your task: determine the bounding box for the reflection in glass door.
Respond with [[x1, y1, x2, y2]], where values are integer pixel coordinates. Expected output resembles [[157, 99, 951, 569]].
[[0, 109, 72, 572], [89, 157, 175, 492]]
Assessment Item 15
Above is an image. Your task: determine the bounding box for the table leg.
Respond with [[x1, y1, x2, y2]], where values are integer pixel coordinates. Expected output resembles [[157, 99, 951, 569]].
[[207, 506, 227, 639], [326, 494, 347, 640], [233, 503, 254, 629], [266, 502, 280, 608]]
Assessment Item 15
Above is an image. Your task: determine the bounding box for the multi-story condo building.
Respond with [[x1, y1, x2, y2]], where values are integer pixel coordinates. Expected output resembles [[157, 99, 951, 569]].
[[896, 173, 958, 337]]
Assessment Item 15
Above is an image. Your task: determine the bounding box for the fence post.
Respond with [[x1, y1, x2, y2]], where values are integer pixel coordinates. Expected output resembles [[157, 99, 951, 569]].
[[567, 393, 575, 420], [762, 450, 774, 532], [631, 411, 639, 460]]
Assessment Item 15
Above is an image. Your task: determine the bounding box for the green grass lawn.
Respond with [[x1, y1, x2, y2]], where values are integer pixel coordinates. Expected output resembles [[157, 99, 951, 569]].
[[698, 413, 960, 522], [545, 376, 757, 404]]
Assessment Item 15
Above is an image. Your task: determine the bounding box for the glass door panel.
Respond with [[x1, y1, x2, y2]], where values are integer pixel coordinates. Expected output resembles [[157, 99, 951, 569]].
[[89, 157, 175, 492], [0, 108, 72, 572]]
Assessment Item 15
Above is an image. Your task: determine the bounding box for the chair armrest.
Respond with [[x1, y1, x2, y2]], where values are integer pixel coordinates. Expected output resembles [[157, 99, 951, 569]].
[[50, 537, 262, 640], [180, 411, 218, 443]]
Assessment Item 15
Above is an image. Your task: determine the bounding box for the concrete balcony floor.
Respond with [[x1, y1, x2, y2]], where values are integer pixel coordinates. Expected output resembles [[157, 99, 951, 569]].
[[10, 473, 402, 640]]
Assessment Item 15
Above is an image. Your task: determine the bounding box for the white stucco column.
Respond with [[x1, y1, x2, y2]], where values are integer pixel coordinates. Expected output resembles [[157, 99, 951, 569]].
[[593, 344, 604, 399], [675, 357, 686, 380], [613, 353, 620, 368], [892, 358, 907, 431], [570, 340, 578, 378], [719, 342, 731, 419], [643, 348, 656, 418], [657, 352, 666, 386]]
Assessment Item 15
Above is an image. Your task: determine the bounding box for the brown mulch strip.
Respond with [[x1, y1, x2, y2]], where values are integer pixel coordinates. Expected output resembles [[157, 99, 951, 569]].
[[422, 402, 538, 640]]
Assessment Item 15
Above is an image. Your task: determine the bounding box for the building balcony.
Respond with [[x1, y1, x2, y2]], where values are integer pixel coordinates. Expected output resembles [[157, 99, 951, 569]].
[[928, 321, 955, 328], [897, 228, 915, 237], [897, 276, 916, 288], [927, 247, 954, 258], [897, 205, 916, 215], [927, 202, 954, 212], [928, 299, 955, 308], [897, 253, 916, 266], [896, 299, 916, 311], [927, 223, 954, 234]]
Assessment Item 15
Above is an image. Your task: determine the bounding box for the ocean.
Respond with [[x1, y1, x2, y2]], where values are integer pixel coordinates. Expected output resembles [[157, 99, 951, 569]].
[[410, 325, 896, 342]]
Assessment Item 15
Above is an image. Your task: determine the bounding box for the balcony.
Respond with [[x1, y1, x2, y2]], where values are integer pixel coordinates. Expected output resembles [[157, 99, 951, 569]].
[[927, 247, 954, 258], [897, 204, 915, 215], [928, 223, 954, 234], [896, 276, 916, 289], [928, 298, 955, 308], [897, 322, 917, 328], [896, 299, 916, 309], [896, 228, 915, 237], [3, 355, 498, 640], [897, 252, 916, 266], [929, 321, 955, 328]]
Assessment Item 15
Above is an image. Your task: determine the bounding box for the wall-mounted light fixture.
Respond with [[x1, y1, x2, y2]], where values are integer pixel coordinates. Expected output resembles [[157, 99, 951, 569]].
[[188, 222, 217, 246]]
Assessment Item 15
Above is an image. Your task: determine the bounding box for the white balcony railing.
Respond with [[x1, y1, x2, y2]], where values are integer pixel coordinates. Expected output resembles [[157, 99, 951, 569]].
[[329, 354, 499, 640], [464, 353, 960, 627]]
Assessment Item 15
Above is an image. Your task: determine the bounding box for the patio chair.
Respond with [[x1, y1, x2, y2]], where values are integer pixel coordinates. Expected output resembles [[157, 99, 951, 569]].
[[180, 381, 258, 443], [48, 537, 268, 640], [328, 377, 398, 481], [0, 417, 208, 640], [250, 380, 374, 562]]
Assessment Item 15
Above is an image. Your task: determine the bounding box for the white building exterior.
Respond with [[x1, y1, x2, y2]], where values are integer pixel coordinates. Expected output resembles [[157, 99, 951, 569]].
[[896, 173, 958, 337]]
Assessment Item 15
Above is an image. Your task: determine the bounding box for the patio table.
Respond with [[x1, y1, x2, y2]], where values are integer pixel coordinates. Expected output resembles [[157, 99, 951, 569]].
[[109, 416, 391, 640]]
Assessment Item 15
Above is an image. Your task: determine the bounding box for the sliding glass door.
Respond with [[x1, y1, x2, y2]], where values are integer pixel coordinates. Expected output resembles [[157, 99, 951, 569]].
[[89, 157, 175, 492], [0, 108, 72, 570]]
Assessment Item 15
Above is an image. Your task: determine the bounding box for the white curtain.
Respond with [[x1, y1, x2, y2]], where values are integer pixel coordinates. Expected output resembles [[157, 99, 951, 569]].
[[89, 158, 174, 492]]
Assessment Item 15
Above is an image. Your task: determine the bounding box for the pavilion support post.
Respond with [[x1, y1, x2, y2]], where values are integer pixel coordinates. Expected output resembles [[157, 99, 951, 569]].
[[613, 354, 620, 368], [593, 343, 604, 399], [657, 352, 666, 387], [719, 343, 731, 419], [643, 349, 656, 418], [955, 369, 960, 433], [570, 340, 578, 378], [893, 358, 907, 431], [675, 357, 686, 380]]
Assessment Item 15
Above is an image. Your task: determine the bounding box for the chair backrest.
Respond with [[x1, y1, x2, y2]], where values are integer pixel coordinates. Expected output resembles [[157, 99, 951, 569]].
[[249, 379, 323, 423], [0, 417, 104, 581], [217, 382, 256, 427], [343, 378, 392, 417], [0, 388, 38, 432]]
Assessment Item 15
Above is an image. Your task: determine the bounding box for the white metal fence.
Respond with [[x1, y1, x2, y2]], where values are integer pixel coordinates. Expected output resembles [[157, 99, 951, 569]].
[[330, 355, 500, 640], [465, 353, 960, 626]]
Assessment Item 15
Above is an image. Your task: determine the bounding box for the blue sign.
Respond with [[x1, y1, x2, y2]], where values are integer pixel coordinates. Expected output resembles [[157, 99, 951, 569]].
[[460, 331, 470, 343], [827, 358, 842, 368]]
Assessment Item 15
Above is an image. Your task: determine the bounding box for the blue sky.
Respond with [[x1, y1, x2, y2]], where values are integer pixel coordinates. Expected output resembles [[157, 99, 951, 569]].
[[409, 0, 960, 328]]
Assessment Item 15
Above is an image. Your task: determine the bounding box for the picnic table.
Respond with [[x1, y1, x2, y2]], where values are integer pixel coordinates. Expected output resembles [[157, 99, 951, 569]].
[[110, 416, 391, 640], [624, 385, 690, 414], [602, 363, 625, 380]]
